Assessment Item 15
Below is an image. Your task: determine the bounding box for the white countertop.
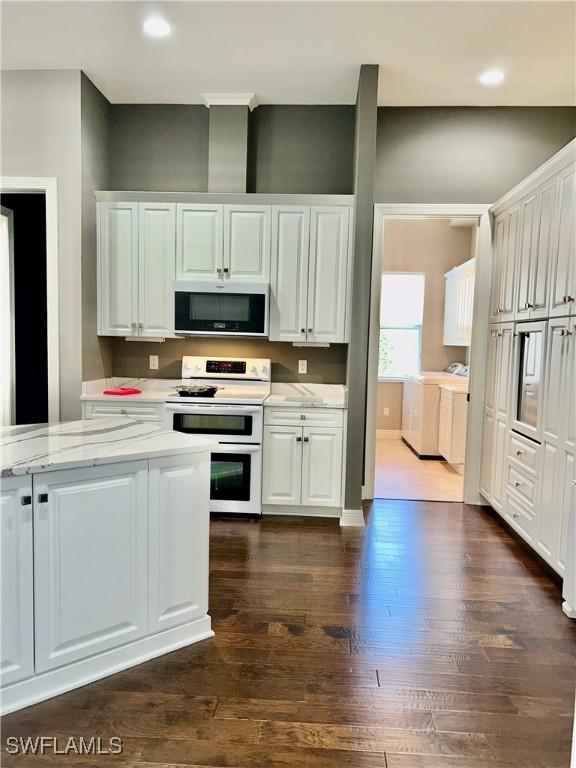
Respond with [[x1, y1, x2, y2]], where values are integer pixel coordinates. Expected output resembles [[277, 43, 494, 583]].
[[0, 418, 216, 477], [265, 383, 347, 408], [81, 378, 179, 402], [439, 382, 469, 394]]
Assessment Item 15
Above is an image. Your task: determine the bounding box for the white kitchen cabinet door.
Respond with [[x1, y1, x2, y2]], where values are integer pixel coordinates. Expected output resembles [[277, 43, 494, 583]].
[[542, 319, 572, 445], [484, 327, 499, 412], [499, 206, 520, 322], [490, 215, 507, 322], [269, 206, 310, 342], [530, 179, 557, 320], [556, 451, 575, 575], [0, 476, 34, 687], [480, 410, 495, 502], [223, 205, 271, 281], [148, 455, 210, 634], [492, 418, 508, 513], [307, 206, 350, 343], [494, 324, 516, 422], [515, 192, 538, 321], [262, 426, 302, 505], [98, 202, 138, 336], [549, 167, 575, 317], [566, 319, 576, 453], [176, 204, 223, 280], [34, 462, 148, 673], [301, 426, 343, 507], [505, 491, 536, 545], [139, 203, 175, 337]]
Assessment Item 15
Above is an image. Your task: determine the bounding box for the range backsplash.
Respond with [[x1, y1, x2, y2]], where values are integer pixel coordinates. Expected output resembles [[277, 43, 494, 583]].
[[108, 338, 348, 384]]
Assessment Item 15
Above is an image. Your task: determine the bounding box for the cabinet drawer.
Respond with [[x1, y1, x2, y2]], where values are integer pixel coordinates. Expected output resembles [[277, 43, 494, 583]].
[[509, 433, 540, 475], [264, 407, 344, 428], [507, 462, 538, 508], [505, 491, 536, 544], [83, 400, 165, 422]]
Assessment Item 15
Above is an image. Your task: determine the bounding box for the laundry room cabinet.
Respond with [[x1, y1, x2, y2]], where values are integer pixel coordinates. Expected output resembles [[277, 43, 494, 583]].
[[443, 257, 476, 346]]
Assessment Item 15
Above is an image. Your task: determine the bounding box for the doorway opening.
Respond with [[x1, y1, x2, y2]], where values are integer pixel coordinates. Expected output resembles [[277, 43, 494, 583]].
[[365, 206, 492, 506], [0, 193, 48, 425]]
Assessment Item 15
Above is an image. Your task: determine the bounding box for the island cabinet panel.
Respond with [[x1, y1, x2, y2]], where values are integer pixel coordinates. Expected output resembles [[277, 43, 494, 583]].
[[0, 477, 34, 687], [33, 462, 149, 673], [148, 455, 210, 633]]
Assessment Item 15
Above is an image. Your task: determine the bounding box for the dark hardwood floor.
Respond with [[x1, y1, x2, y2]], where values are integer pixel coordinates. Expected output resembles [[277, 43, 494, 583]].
[[2, 499, 576, 767]]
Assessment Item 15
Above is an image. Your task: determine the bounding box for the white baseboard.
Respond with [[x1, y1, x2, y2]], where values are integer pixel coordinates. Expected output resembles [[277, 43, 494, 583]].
[[0, 616, 213, 715], [562, 601, 576, 619], [376, 429, 401, 440], [263, 505, 340, 518], [340, 508, 365, 527]]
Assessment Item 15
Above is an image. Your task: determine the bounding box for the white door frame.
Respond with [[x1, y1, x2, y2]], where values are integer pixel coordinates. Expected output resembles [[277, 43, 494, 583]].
[[0, 206, 15, 425], [364, 203, 492, 506], [0, 177, 60, 423]]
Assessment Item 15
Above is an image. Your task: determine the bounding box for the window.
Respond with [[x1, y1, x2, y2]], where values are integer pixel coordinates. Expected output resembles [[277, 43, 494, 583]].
[[379, 273, 425, 379]]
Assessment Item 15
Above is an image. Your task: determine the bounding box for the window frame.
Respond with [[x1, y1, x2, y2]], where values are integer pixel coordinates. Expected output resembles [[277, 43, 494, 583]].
[[378, 272, 425, 382]]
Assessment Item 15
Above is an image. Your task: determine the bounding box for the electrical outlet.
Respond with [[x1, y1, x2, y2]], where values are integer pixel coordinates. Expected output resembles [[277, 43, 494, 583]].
[[149, 355, 159, 371], [298, 359, 308, 374], [383, 407, 390, 416]]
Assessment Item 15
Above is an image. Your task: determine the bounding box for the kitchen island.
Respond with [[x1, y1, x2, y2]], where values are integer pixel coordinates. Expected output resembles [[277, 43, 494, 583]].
[[0, 418, 215, 714]]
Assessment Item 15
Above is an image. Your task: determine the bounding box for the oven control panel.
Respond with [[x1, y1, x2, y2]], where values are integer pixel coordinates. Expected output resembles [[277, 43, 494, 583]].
[[206, 360, 246, 374]]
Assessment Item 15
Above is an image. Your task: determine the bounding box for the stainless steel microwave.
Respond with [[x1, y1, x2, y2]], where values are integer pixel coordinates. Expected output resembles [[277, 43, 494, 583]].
[[174, 281, 269, 337]]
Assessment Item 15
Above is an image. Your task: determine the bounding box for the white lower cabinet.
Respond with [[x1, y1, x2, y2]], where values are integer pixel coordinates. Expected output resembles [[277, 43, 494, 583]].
[[0, 476, 34, 687], [301, 427, 343, 507], [262, 409, 345, 510], [148, 456, 210, 632], [34, 462, 149, 672]]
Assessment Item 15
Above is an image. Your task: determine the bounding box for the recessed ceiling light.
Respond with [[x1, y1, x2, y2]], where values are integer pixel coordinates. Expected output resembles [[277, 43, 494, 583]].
[[142, 16, 171, 38], [479, 69, 505, 86]]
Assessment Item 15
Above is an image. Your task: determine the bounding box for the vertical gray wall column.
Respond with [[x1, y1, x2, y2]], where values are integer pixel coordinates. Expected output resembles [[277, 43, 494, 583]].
[[344, 64, 379, 511], [208, 105, 248, 192]]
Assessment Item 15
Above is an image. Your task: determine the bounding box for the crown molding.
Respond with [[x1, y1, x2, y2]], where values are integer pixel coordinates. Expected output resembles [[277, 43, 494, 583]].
[[201, 92, 258, 111]]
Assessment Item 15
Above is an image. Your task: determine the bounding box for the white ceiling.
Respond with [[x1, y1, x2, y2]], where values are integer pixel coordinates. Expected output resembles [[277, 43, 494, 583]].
[[2, 1, 574, 106]]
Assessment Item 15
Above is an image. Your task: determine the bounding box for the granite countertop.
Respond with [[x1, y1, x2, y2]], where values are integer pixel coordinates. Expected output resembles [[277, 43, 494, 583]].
[[265, 383, 347, 408], [0, 418, 216, 477], [81, 378, 180, 402]]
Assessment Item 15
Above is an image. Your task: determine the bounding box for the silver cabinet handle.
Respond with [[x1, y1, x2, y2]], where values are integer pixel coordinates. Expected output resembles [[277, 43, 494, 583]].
[[138, 322, 144, 331], [524, 302, 533, 309], [131, 322, 137, 334]]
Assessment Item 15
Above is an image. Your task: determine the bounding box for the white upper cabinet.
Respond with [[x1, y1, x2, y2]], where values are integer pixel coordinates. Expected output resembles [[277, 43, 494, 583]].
[[0, 476, 34, 688], [489, 215, 506, 322], [139, 203, 176, 337], [443, 257, 476, 346], [270, 207, 310, 342], [515, 192, 538, 321], [176, 204, 223, 280], [224, 205, 271, 281], [307, 206, 350, 343], [98, 202, 175, 337], [530, 179, 557, 320], [98, 202, 139, 336], [549, 166, 576, 317], [500, 206, 520, 322]]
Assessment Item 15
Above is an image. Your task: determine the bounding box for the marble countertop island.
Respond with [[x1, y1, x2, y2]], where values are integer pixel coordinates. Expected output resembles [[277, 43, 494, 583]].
[[0, 417, 215, 477]]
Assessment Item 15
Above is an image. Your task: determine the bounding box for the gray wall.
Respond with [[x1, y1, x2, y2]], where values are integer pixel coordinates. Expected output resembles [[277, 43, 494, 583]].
[[1, 70, 83, 420], [344, 65, 379, 512], [81, 74, 113, 380], [247, 106, 355, 193], [376, 107, 576, 203], [109, 105, 209, 191], [108, 338, 347, 384]]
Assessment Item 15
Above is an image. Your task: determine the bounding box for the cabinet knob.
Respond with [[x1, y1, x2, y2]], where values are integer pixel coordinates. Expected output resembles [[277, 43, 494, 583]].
[[308, 328, 313, 333], [515, 449, 523, 456], [303, 437, 309, 443], [524, 302, 533, 309], [296, 436, 302, 442], [300, 414, 306, 420], [223, 268, 229, 276], [301, 329, 306, 334], [20, 495, 32, 506], [514, 480, 522, 487], [37, 493, 48, 504]]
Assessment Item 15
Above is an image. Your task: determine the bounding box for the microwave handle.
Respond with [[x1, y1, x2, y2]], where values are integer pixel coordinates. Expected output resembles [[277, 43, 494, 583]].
[[166, 404, 262, 414]]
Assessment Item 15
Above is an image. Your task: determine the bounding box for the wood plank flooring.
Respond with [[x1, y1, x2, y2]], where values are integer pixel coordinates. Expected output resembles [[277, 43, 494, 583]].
[[2, 499, 575, 767]]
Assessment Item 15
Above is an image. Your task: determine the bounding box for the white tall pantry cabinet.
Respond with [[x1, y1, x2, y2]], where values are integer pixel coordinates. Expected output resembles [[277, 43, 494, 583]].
[[480, 140, 576, 580]]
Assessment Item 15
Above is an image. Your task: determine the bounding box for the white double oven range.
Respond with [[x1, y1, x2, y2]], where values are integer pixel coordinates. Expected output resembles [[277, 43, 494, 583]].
[[164, 356, 271, 515]]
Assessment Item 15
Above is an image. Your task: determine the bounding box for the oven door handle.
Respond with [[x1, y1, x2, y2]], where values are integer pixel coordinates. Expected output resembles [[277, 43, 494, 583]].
[[214, 444, 261, 454], [166, 404, 262, 414]]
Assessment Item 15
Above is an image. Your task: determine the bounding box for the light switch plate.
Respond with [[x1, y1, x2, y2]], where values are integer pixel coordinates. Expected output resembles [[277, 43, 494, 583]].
[[149, 355, 159, 370], [298, 359, 308, 374]]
